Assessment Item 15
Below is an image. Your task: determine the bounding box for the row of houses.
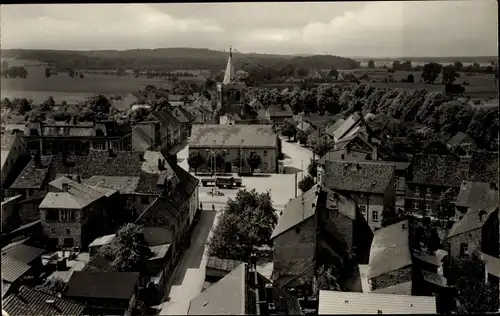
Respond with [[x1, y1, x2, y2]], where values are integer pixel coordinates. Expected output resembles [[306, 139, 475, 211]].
[[1, 148, 200, 315]]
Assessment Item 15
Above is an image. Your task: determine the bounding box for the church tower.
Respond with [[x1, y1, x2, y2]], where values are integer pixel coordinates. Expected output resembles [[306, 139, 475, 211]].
[[216, 47, 246, 112]]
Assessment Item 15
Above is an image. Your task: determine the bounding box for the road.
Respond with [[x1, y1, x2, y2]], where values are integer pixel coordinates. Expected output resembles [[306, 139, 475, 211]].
[[159, 140, 314, 314]]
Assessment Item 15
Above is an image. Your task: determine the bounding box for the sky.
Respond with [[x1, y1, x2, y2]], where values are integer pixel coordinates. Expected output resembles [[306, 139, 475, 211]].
[[1, 1, 498, 57]]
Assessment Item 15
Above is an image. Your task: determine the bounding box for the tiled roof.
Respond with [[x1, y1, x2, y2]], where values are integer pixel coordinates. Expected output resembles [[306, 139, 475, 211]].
[[149, 243, 170, 261], [190, 124, 277, 148], [271, 185, 319, 239], [171, 107, 190, 123], [150, 108, 181, 128], [412, 249, 440, 266], [1, 244, 45, 264], [3, 286, 85, 316], [333, 113, 361, 141], [368, 220, 411, 279], [10, 156, 52, 189], [371, 281, 413, 295], [447, 205, 499, 238], [447, 132, 476, 147], [323, 161, 395, 194], [64, 271, 139, 300], [206, 256, 243, 273], [269, 104, 294, 117], [189, 262, 246, 315], [177, 106, 193, 121], [136, 197, 178, 234], [325, 119, 346, 138], [482, 252, 500, 278], [456, 181, 498, 211], [468, 151, 499, 185], [40, 176, 108, 209], [88, 234, 115, 248], [318, 290, 436, 315], [302, 115, 335, 128], [0, 134, 17, 151], [422, 270, 448, 287], [82, 176, 140, 194], [318, 149, 370, 165], [410, 154, 469, 187], [132, 125, 153, 151], [81, 252, 118, 273], [1, 255, 31, 283]]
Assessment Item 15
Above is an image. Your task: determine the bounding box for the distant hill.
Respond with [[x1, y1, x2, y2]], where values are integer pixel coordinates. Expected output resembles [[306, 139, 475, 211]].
[[356, 56, 498, 64], [1, 48, 360, 71]]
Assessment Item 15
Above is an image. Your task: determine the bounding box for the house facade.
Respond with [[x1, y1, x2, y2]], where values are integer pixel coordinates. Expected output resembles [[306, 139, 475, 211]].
[[189, 124, 280, 174], [22, 120, 132, 155], [320, 160, 396, 230]]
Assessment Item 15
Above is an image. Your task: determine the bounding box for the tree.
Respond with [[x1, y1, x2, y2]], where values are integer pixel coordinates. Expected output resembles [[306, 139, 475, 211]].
[[281, 119, 298, 141], [18, 98, 32, 115], [207, 151, 225, 173], [307, 158, 318, 178], [297, 130, 308, 145], [232, 152, 245, 172], [421, 63, 442, 84], [298, 175, 315, 192], [453, 61, 463, 71], [79, 73, 85, 78], [367, 60, 375, 69], [45, 67, 52, 79], [41, 96, 55, 111], [328, 68, 339, 79], [35, 277, 67, 294], [314, 265, 341, 295], [247, 151, 262, 173], [448, 252, 498, 313], [1, 97, 12, 109], [101, 223, 153, 272], [89, 94, 111, 114], [406, 74, 415, 83], [187, 152, 206, 173], [442, 65, 460, 84], [207, 189, 278, 261]]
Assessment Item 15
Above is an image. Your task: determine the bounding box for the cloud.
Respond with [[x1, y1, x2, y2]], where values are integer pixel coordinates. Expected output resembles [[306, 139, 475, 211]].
[[1, 1, 497, 57]]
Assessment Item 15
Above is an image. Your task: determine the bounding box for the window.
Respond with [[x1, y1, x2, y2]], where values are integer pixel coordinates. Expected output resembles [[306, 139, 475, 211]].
[[414, 187, 420, 196], [264, 150, 268, 157], [460, 243, 468, 256], [63, 238, 74, 247], [412, 201, 419, 210], [66, 229, 71, 235], [295, 227, 301, 234], [425, 203, 432, 212], [359, 205, 367, 216], [60, 210, 75, 221], [46, 210, 59, 221], [426, 188, 432, 196], [141, 196, 149, 205], [372, 210, 379, 221], [51, 228, 56, 233]]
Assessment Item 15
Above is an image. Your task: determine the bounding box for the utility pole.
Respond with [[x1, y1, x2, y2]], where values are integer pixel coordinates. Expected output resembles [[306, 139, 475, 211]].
[[295, 172, 298, 198]]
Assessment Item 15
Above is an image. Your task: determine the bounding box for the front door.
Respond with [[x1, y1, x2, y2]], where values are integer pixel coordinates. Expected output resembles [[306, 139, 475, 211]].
[[224, 162, 232, 173]]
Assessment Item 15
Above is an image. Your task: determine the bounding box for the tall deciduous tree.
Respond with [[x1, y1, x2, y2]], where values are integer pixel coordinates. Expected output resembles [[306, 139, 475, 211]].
[[187, 152, 206, 173], [313, 265, 341, 296], [102, 223, 153, 272], [35, 277, 67, 294], [281, 119, 298, 141], [45, 68, 52, 79], [298, 175, 315, 192], [246, 151, 262, 173], [307, 158, 318, 178], [367, 60, 375, 69], [421, 63, 443, 84]]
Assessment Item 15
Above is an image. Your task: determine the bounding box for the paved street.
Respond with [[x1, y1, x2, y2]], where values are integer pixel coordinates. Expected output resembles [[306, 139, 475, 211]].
[[159, 140, 315, 314]]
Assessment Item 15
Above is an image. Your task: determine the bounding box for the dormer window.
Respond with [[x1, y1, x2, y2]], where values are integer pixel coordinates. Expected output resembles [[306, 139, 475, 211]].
[[414, 187, 420, 196]]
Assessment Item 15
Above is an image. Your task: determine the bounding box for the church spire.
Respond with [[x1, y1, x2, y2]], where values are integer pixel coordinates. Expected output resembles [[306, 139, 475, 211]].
[[223, 46, 236, 85]]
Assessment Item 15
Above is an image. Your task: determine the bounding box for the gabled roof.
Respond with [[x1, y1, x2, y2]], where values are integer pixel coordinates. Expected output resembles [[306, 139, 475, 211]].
[[323, 161, 395, 194], [65, 271, 139, 300], [188, 262, 246, 315], [10, 156, 52, 189], [318, 290, 436, 315], [447, 205, 499, 238], [40, 176, 109, 209], [368, 220, 411, 279], [171, 107, 190, 123], [1, 244, 45, 264], [333, 113, 362, 142], [1, 255, 31, 283], [410, 154, 469, 187], [271, 185, 319, 239], [447, 132, 476, 147], [456, 181, 498, 211], [190, 125, 277, 148], [3, 286, 85, 316], [482, 252, 500, 278], [325, 119, 345, 138], [150, 108, 181, 128]]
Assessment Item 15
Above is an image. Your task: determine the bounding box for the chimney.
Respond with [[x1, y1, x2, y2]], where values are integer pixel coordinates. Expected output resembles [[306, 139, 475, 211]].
[[341, 154, 345, 160], [62, 182, 69, 192], [45, 299, 56, 306], [138, 152, 145, 161], [250, 253, 257, 270], [75, 175, 81, 183], [265, 283, 274, 304], [158, 158, 165, 171], [34, 150, 42, 167], [402, 222, 406, 230]]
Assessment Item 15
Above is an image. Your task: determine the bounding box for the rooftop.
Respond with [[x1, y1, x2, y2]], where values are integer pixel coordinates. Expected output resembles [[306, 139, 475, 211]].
[[456, 181, 498, 211], [368, 220, 411, 279], [1, 244, 45, 264], [323, 161, 395, 194], [333, 113, 362, 142], [206, 256, 243, 273], [482, 252, 500, 278], [447, 204, 499, 238], [370, 281, 413, 295], [1, 255, 31, 283], [189, 124, 277, 148], [318, 290, 436, 315], [2, 286, 85, 316], [82, 176, 140, 194], [447, 131, 476, 147], [64, 271, 139, 300]]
